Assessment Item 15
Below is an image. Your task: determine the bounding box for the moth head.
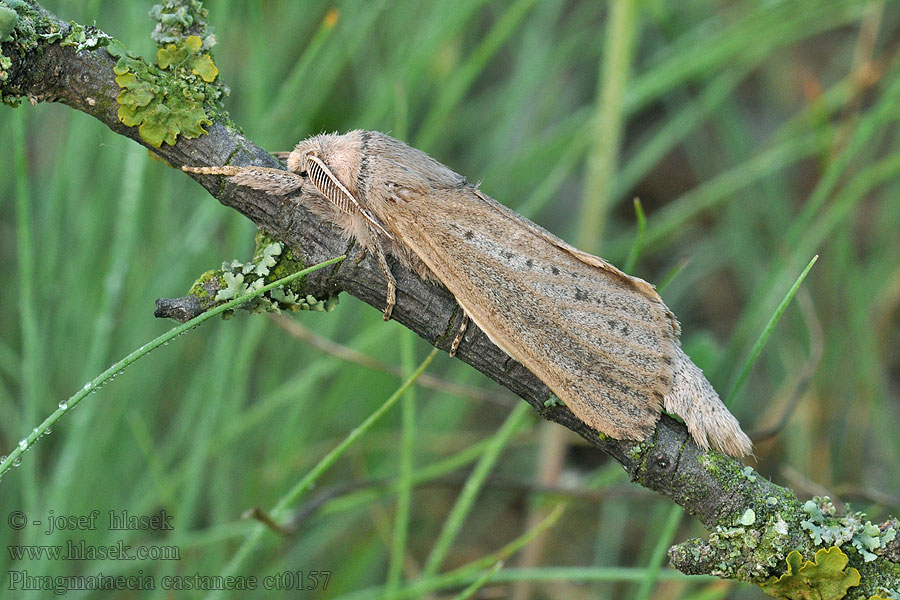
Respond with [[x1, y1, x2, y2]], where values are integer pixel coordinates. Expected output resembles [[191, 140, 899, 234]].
[[288, 134, 357, 184], [288, 133, 393, 240]]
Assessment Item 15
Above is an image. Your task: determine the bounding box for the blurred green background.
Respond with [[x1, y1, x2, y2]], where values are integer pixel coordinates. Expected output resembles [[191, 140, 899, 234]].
[[1, 0, 899, 598]]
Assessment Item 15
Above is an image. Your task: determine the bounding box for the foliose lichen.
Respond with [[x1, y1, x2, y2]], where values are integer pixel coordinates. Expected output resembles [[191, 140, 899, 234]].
[[760, 547, 861, 600], [0, 52, 10, 85], [0, 0, 20, 93], [149, 0, 215, 47], [107, 33, 221, 148], [59, 21, 112, 52], [542, 394, 563, 408], [187, 232, 338, 318], [0, 1, 113, 105], [800, 497, 897, 563], [0, 4, 17, 43], [672, 488, 900, 597]]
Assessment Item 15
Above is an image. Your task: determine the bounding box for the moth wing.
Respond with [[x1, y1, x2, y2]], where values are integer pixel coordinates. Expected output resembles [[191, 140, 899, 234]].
[[385, 186, 678, 440], [471, 190, 681, 336]]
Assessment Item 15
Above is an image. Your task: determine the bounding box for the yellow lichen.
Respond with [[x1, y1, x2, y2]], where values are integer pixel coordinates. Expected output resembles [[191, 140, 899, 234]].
[[760, 547, 860, 600]]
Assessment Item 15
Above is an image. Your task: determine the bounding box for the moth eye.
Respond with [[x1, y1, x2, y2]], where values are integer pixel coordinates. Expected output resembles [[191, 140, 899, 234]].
[[299, 170, 308, 177]]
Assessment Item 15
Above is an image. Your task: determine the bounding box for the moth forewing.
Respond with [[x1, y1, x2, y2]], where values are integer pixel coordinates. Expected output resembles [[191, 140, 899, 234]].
[[378, 185, 675, 440]]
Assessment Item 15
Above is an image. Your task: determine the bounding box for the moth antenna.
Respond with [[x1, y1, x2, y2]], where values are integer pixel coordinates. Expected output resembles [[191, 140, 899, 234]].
[[305, 154, 395, 241]]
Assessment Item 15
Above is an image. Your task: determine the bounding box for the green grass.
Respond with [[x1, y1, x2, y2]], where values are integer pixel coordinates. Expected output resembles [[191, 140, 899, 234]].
[[1, 0, 899, 598]]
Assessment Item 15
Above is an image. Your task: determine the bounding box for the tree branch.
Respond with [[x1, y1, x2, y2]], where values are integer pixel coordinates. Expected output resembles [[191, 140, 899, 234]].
[[3, 1, 897, 594]]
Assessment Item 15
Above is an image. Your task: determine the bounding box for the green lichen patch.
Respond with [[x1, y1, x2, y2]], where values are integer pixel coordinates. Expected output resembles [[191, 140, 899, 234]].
[[672, 505, 798, 581], [59, 21, 111, 52], [542, 394, 563, 408], [0, 0, 62, 54], [0, 1, 19, 90], [107, 35, 220, 147], [157, 34, 217, 81], [186, 270, 220, 303], [1, 0, 49, 104], [1, 1, 111, 103], [149, 0, 214, 46], [743, 466, 758, 482], [0, 5, 18, 42], [801, 497, 897, 563], [185, 234, 339, 318], [0, 52, 10, 84], [760, 547, 860, 600]]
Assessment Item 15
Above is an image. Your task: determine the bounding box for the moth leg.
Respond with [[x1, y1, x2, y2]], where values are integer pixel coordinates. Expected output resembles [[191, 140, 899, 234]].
[[272, 151, 292, 162], [449, 311, 470, 357], [373, 243, 397, 321], [182, 165, 304, 196], [354, 247, 368, 266]]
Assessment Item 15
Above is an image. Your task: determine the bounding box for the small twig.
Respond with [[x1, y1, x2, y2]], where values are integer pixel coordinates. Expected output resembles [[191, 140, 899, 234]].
[[269, 314, 515, 407], [779, 465, 844, 513], [242, 506, 292, 537], [285, 473, 652, 534], [832, 485, 900, 511]]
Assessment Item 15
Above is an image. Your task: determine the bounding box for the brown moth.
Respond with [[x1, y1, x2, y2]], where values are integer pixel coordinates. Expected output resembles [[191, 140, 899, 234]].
[[184, 130, 752, 457]]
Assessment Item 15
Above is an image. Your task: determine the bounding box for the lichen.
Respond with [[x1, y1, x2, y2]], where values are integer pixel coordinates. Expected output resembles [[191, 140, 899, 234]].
[[670, 493, 801, 580], [542, 394, 563, 408], [60, 21, 111, 52], [107, 33, 221, 147], [0, 1, 18, 91], [149, 0, 215, 47], [698, 449, 730, 477], [0, 1, 104, 104], [156, 34, 217, 81], [0, 4, 17, 42], [184, 233, 337, 318], [703, 522, 773, 578], [259, 231, 309, 301], [800, 497, 897, 563], [0, 52, 9, 84], [760, 547, 860, 600], [0, 0, 36, 104], [671, 489, 899, 597], [742, 465, 758, 482], [187, 270, 219, 303], [0, 0, 61, 54]]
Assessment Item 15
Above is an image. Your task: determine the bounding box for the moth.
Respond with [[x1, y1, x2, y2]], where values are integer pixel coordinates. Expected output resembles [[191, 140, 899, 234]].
[[184, 130, 752, 457]]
